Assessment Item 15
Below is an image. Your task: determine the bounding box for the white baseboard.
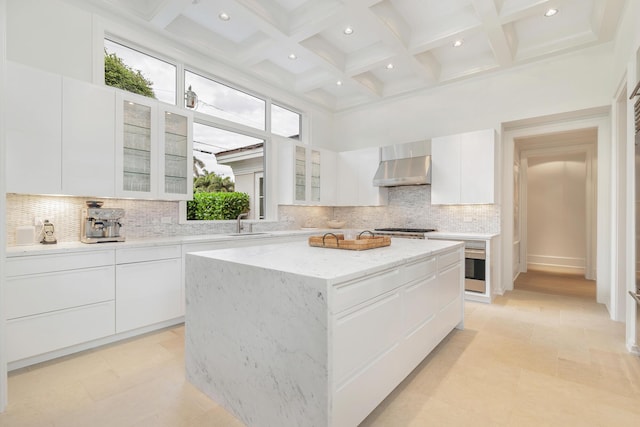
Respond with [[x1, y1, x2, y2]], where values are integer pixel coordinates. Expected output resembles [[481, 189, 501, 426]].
[[527, 254, 586, 275], [527, 263, 586, 275]]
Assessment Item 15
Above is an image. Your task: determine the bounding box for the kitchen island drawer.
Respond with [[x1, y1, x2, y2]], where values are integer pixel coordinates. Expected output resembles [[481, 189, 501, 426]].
[[6, 265, 115, 319], [6, 301, 115, 363], [333, 267, 402, 314], [6, 249, 115, 276], [403, 257, 436, 283], [437, 248, 462, 271]]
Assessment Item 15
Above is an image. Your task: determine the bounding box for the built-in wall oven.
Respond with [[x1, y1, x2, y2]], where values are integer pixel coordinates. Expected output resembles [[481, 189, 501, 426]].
[[463, 240, 486, 293], [373, 229, 486, 293]]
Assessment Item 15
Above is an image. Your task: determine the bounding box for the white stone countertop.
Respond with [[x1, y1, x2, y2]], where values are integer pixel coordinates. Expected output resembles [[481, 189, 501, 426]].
[[188, 238, 463, 286], [5, 229, 320, 257], [426, 231, 499, 240]]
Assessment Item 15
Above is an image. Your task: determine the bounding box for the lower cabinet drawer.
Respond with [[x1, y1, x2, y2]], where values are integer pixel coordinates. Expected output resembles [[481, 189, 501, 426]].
[[6, 250, 115, 277], [6, 301, 115, 362], [116, 258, 182, 333], [116, 244, 181, 264], [6, 266, 115, 319]]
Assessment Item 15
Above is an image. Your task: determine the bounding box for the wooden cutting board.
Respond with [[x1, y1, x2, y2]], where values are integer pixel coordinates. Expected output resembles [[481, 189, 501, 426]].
[[308, 233, 391, 250]]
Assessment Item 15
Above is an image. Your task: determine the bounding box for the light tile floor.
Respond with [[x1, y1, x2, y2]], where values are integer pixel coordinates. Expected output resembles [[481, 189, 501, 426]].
[[1, 272, 639, 426]]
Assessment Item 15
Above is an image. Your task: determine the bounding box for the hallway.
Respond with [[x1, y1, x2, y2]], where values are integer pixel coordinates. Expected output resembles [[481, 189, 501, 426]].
[[515, 269, 596, 299]]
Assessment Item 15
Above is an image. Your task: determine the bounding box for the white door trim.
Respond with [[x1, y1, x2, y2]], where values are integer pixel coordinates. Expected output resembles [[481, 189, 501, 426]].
[[518, 141, 596, 280], [501, 109, 612, 314]]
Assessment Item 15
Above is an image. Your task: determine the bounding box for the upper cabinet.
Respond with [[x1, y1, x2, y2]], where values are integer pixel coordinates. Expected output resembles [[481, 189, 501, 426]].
[[115, 91, 193, 200], [336, 148, 388, 207], [6, 63, 116, 197], [159, 105, 193, 200], [5, 62, 193, 200], [115, 93, 157, 198], [62, 77, 116, 197], [6, 62, 63, 194], [278, 142, 336, 205], [431, 129, 497, 205]]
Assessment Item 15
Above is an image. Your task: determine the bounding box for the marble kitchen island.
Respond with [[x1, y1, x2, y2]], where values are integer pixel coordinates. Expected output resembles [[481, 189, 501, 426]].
[[185, 238, 464, 427]]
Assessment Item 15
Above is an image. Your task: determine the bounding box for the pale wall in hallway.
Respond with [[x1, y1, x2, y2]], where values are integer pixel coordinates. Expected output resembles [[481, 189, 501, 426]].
[[527, 153, 587, 273]]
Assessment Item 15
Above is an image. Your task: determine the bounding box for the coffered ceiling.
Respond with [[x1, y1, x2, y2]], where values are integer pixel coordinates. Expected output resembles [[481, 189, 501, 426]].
[[82, 0, 626, 111]]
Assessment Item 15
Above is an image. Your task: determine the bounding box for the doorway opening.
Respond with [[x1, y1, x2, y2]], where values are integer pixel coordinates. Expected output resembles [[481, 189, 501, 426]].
[[513, 128, 597, 299]]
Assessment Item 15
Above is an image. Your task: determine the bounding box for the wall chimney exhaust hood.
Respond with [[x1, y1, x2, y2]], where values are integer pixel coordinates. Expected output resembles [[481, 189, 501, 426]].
[[373, 140, 431, 187]]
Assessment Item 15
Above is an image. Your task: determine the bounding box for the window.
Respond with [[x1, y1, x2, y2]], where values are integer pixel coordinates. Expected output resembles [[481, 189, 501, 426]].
[[185, 71, 266, 130], [102, 37, 306, 222], [104, 38, 177, 105], [272, 104, 301, 139], [192, 122, 265, 220]]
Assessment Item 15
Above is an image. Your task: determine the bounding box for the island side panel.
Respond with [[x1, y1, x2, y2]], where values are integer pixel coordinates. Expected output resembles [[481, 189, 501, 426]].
[[185, 254, 330, 427]]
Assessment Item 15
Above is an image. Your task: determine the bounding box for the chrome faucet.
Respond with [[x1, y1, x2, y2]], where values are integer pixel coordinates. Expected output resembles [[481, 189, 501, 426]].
[[236, 212, 248, 233]]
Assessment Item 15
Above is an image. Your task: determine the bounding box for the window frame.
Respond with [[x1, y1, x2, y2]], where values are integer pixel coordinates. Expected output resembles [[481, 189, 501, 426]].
[[99, 35, 308, 223]]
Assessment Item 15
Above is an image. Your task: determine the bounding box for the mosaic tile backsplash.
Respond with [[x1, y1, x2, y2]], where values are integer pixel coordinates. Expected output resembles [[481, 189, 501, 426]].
[[6, 186, 500, 246]]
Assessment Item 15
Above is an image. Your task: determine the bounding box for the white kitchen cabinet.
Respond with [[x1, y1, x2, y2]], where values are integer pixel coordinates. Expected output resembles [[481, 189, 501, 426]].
[[6, 63, 118, 197], [159, 104, 193, 200], [115, 91, 193, 200], [6, 62, 63, 194], [115, 244, 182, 333], [115, 91, 158, 198], [331, 248, 462, 426], [336, 147, 388, 206], [4, 250, 116, 364], [277, 141, 336, 205], [62, 77, 116, 196], [431, 129, 496, 204]]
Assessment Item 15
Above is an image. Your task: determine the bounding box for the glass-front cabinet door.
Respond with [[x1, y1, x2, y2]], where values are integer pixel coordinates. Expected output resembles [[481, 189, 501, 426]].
[[310, 150, 321, 203], [116, 92, 158, 198], [160, 105, 193, 200], [116, 92, 193, 200], [295, 145, 306, 202]]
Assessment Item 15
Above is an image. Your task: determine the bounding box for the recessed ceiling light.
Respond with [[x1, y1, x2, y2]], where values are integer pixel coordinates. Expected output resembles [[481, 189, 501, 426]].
[[453, 39, 464, 47], [218, 12, 230, 21], [386, 63, 394, 70], [343, 26, 354, 35], [336, 80, 343, 86], [288, 53, 297, 60], [544, 8, 558, 17]]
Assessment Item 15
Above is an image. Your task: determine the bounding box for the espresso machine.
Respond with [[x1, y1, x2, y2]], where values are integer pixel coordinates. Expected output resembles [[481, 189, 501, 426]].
[[81, 201, 125, 243]]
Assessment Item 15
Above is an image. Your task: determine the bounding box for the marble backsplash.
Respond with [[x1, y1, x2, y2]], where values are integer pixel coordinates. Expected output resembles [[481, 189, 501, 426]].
[[333, 186, 501, 233], [5, 186, 500, 245]]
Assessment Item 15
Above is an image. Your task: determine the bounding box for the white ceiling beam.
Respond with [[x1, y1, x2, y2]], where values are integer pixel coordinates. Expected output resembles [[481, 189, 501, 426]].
[[471, 0, 514, 66], [590, 0, 626, 41], [149, 0, 192, 28]]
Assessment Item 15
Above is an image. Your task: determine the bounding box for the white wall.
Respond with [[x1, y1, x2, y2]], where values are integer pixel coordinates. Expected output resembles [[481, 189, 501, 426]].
[[526, 153, 587, 273], [234, 173, 256, 219], [6, 0, 93, 81]]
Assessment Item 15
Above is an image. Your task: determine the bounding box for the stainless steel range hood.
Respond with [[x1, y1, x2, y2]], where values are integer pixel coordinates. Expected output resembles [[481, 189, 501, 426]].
[[373, 141, 431, 187]]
